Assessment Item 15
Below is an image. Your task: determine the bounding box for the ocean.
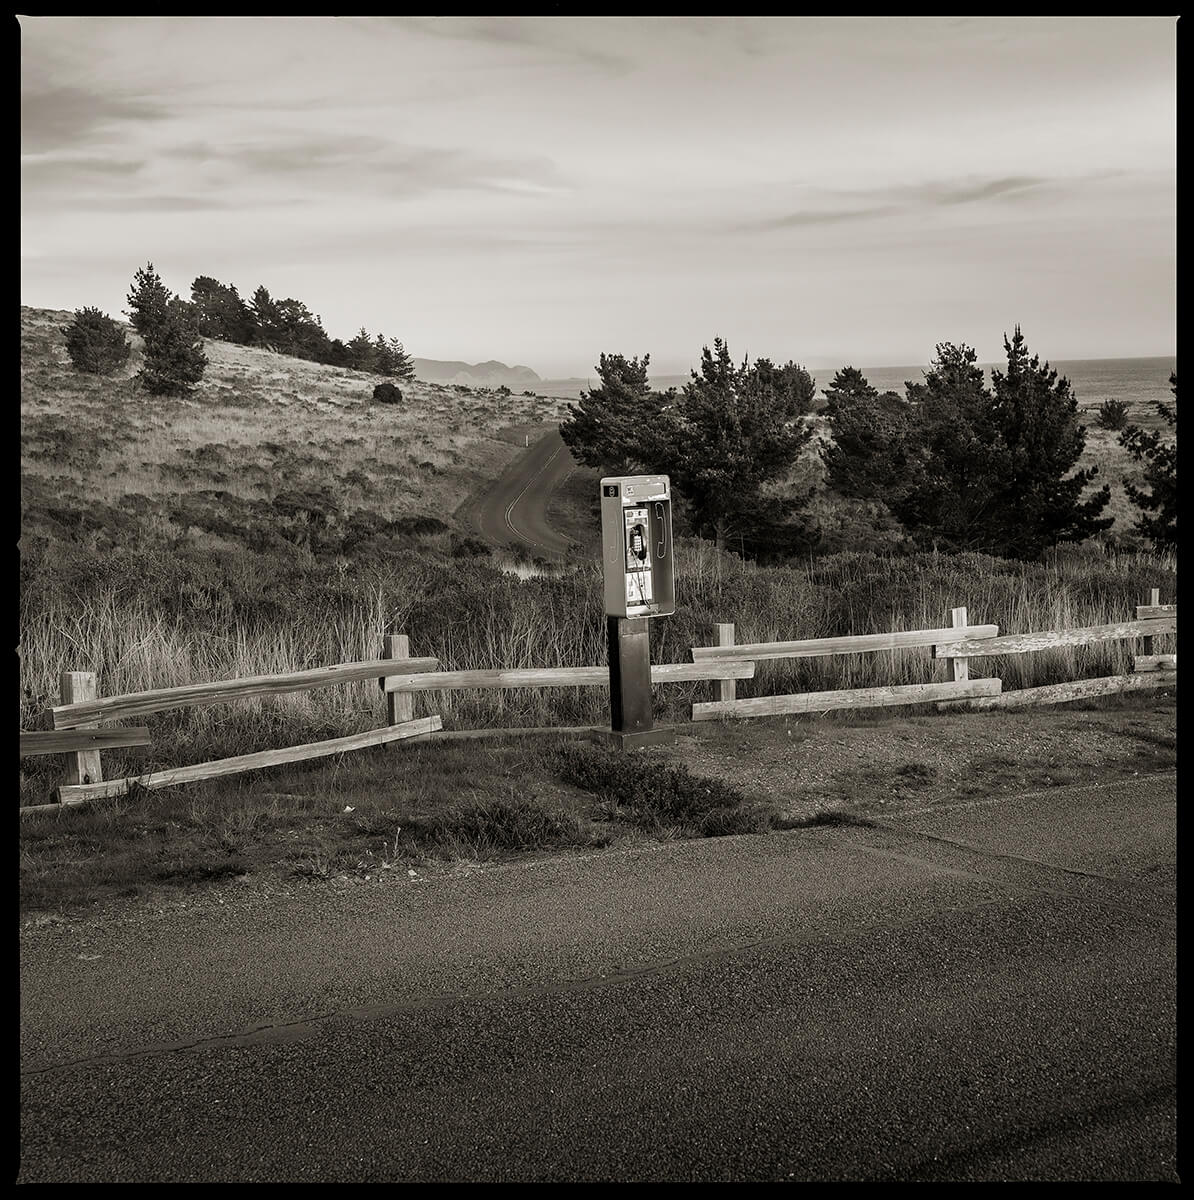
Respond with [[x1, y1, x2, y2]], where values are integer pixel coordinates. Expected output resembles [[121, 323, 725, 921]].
[[539, 356, 1176, 412]]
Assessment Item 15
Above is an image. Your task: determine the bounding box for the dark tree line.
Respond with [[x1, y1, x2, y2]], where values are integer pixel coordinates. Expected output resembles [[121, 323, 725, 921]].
[[561, 327, 1172, 560], [822, 330, 1115, 558], [61, 262, 416, 398]]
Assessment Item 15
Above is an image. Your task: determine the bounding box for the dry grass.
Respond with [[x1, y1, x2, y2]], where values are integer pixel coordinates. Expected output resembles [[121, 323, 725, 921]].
[[21, 305, 572, 523], [19, 304, 1177, 906]]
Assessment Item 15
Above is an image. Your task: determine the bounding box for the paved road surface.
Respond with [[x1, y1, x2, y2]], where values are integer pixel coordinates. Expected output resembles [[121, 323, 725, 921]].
[[19, 775, 1176, 1181], [463, 428, 577, 558]]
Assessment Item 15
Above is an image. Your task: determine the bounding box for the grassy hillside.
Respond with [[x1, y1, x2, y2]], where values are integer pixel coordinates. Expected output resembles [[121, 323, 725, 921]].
[[21, 305, 571, 550]]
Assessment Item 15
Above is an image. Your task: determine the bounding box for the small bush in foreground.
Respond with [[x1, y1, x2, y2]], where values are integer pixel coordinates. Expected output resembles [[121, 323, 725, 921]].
[[555, 743, 778, 837], [61, 307, 131, 375]]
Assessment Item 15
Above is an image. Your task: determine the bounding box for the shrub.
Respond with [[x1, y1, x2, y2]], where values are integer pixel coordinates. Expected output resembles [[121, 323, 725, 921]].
[[1096, 399, 1130, 430], [450, 535, 492, 558], [399, 796, 604, 858], [60, 307, 131, 375], [555, 742, 778, 837], [372, 382, 402, 404]]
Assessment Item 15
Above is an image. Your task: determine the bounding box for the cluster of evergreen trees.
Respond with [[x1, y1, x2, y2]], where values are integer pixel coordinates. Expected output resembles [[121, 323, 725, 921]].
[[560, 329, 1176, 559], [188, 274, 413, 377], [60, 261, 415, 397]]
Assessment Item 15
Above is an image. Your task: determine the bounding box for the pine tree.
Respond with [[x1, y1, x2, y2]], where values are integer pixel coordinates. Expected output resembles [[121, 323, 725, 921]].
[[388, 337, 414, 381], [984, 326, 1112, 557], [372, 333, 396, 376], [60, 307, 131, 375], [346, 327, 376, 372], [125, 262, 173, 337], [661, 339, 816, 552], [891, 343, 1004, 551], [190, 276, 256, 343], [250, 286, 282, 350], [558, 352, 663, 475], [139, 298, 207, 395], [820, 367, 914, 502], [1119, 372, 1177, 549]]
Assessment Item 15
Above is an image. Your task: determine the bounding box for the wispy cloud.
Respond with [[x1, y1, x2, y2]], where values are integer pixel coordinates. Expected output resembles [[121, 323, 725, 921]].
[[20, 82, 171, 153], [21, 155, 147, 185], [163, 135, 569, 198], [379, 16, 636, 74], [731, 175, 1055, 234]]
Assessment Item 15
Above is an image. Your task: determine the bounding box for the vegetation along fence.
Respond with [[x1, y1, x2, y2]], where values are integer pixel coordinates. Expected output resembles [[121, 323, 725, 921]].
[[691, 591, 1174, 720], [19, 595, 1174, 815]]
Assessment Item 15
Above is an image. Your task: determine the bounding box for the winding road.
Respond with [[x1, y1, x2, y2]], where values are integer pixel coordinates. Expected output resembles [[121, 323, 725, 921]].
[[461, 428, 578, 558]]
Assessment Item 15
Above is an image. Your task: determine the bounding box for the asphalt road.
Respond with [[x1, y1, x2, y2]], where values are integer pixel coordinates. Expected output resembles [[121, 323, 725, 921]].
[[19, 775, 1176, 1182], [464, 428, 577, 557]]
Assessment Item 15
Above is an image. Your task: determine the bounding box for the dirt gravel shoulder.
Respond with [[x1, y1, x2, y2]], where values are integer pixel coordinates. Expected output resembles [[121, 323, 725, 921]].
[[650, 694, 1176, 822]]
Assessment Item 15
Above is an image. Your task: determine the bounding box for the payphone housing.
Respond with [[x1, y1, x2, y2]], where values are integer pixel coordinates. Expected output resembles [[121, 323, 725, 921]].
[[599, 475, 675, 619], [598, 475, 676, 749]]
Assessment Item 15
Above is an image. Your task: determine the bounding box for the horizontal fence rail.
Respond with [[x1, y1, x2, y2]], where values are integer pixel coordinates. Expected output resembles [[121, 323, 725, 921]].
[[937, 672, 1176, 712], [382, 661, 756, 694], [51, 657, 440, 729], [692, 625, 999, 663], [1134, 654, 1177, 673], [43, 716, 443, 810], [693, 678, 1001, 721], [1138, 605, 1177, 619], [931, 617, 1176, 660], [20, 728, 152, 757]]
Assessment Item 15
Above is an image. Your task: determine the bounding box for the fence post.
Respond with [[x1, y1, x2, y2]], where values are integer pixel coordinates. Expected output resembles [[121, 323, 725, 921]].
[[1142, 587, 1160, 657], [946, 607, 969, 683], [60, 671, 103, 787], [714, 622, 736, 703], [384, 634, 415, 735]]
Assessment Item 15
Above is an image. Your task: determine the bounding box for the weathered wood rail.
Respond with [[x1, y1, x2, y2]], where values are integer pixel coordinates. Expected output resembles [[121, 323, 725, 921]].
[[930, 617, 1175, 659], [691, 624, 999, 663], [21, 592, 1175, 812], [20, 728, 152, 757], [48, 717, 442, 809], [382, 660, 755, 694], [51, 657, 441, 729], [692, 593, 1175, 723]]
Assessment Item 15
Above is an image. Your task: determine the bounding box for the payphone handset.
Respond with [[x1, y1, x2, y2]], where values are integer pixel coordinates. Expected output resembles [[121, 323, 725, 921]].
[[600, 476, 675, 618]]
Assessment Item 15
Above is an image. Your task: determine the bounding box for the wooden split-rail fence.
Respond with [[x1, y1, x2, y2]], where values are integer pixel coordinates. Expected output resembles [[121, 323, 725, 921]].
[[19, 595, 1174, 814]]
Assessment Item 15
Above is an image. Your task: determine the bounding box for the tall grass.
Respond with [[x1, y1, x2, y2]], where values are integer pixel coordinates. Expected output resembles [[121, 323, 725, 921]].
[[19, 540, 1175, 806]]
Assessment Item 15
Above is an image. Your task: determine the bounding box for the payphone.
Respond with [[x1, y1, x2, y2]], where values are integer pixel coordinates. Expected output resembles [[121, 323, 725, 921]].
[[599, 475, 675, 618], [599, 475, 676, 749]]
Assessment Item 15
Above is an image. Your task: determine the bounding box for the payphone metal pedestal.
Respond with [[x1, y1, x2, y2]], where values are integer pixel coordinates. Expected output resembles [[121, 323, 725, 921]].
[[604, 616, 676, 750]]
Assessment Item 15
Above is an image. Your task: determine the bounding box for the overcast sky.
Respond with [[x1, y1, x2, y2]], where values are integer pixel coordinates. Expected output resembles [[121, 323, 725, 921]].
[[20, 15, 1176, 377]]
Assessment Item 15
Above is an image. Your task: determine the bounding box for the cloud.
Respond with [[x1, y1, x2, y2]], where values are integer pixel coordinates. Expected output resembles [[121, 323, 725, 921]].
[[731, 174, 1056, 234], [925, 176, 1047, 205], [82, 194, 236, 212], [20, 82, 171, 153], [734, 205, 904, 232], [379, 16, 635, 74], [21, 155, 147, 185], [162, 135, 568, 198]]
